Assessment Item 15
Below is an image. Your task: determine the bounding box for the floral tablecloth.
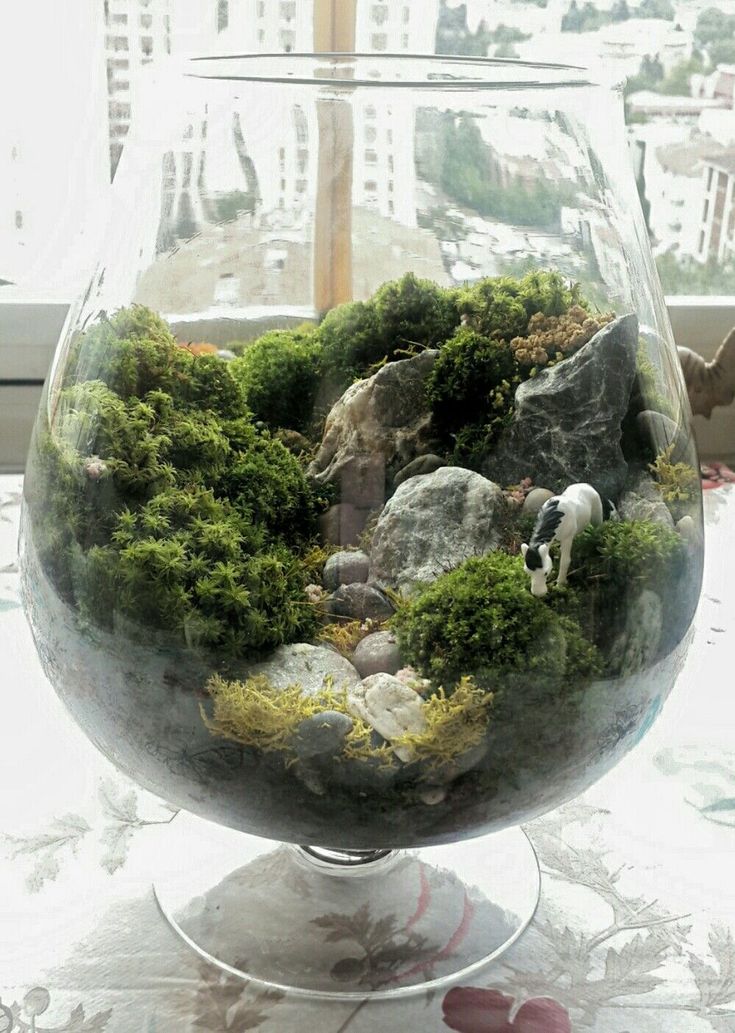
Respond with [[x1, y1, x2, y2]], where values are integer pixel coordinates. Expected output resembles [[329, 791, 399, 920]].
[[2, 472, 735, 1032]]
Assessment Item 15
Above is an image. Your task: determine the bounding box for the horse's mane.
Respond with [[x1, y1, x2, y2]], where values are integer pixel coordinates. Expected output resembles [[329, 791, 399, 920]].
[[529, 498, 563, 549]]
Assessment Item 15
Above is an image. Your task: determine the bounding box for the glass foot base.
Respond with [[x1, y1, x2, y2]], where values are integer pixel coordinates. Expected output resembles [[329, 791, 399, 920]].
[[153, 814, 540, 999]]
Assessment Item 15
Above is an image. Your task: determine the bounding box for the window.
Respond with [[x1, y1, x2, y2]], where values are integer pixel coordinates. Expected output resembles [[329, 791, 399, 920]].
[[106, 35, 129, 51], [371, 33, 388, 51], [295, 178, 307, 193], [364, 149, 378, 164], [297, 147, 308, 173], [258, 28, 265, 43], [364, 125, 377, 144], [387, 128, 393, 144], [109, 101, 131, 119], [279, 29, 296, 51], [364, 179, 378, 192], [293, 106, 308, 144], [140, 36, 153, 57], [703, 198, 710, 222], [217, 0, 228, 32], [280, 1, 296, 19], [403, 6, 410, 22], [388, 199, 395, 214], [257, 1, 265, 16], [365, 105, 376, 120], [371, 4, 388, 25], [401, 33, 409, 47], [111, 13, 128, 25], [15, 210, 23, 230], [140, 12, 152, 28]]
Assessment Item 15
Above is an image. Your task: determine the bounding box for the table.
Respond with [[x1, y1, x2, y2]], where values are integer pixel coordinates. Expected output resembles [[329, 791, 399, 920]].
[[2, 472, 735, 1032]]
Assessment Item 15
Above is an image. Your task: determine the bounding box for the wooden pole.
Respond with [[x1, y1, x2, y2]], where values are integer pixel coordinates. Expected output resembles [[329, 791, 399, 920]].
[[312, 0, 357, 315]]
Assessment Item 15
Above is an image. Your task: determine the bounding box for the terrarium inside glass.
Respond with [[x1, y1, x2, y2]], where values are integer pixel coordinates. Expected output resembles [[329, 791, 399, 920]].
[[20, 54, 703, 994]]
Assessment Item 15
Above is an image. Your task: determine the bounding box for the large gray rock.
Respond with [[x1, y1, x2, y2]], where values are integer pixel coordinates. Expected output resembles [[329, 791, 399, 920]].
[[369, 466, 505, 593], [323, 550, 370, 591], [308, 351, 440, 524], [619, 470, 674, 528], [247, 643, 360, 696], [487, 315, 639, 498], [347, 673, 427, 763], [352, 631, 403, 677], [325, 583, 395, 622]]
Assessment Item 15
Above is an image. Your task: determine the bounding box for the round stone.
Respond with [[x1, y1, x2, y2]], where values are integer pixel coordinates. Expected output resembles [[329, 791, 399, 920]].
[[352, 631, 403, 677], [325, 583, 395, 622], [522, 487, 555, 516], [292, 711, 354, 760], [323, 550, 371, 592]]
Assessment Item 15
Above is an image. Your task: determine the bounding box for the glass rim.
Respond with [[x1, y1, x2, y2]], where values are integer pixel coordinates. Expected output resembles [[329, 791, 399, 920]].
[[185, 51, 600, 91]]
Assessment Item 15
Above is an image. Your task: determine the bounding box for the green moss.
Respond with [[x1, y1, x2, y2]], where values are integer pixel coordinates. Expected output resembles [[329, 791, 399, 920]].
[[426, 327, 518, 460], [393, 552, 600, 690], [457, 270, 588, 339], [570, 518, 690, 663], [572, 518, 687, 592], [318, 273, 460, 385], [229, 328, 320, 435], [31, 306, 328, 658]]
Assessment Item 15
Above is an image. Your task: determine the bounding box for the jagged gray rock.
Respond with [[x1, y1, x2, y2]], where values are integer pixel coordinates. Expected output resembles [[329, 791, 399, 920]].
[[368, 466, 505, 593], [486, 314, 640, 498], [308, 351, 440, 532]]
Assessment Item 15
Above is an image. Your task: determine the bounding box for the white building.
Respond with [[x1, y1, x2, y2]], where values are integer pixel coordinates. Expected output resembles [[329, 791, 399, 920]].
[[104, 0, 173, 177], [697, 152, 735, 263], [356, 1, 438, 54]]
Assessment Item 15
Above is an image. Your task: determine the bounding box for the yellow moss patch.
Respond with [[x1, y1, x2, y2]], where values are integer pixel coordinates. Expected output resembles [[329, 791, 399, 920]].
[[202, 673, 493, 776], [391, 676, 494, 772], [316, 620, 373, 657], [649, 444, 698, 503], [201, 673, 395, 769]]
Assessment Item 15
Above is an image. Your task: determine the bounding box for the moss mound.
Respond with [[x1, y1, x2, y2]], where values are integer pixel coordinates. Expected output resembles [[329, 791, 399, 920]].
[[318, 272, 461, 385], [229, 328, 320, 436], [31, 305, 325, 657], [393, 551, 601, 690]]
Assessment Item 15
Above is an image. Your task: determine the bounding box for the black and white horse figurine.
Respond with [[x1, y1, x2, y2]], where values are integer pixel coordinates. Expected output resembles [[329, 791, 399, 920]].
[[521, 483, 611, 597]]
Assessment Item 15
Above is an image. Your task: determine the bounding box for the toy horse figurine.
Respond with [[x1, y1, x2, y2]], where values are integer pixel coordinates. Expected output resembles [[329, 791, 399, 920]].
[[521, 483, 608, 597]]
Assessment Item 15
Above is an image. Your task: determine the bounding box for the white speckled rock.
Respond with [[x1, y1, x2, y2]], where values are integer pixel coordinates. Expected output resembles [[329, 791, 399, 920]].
[[247, 643, 360, 696], [348, 673, 427, 763], [368, 466, 505, 593], [352, 630, 403, 677]]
